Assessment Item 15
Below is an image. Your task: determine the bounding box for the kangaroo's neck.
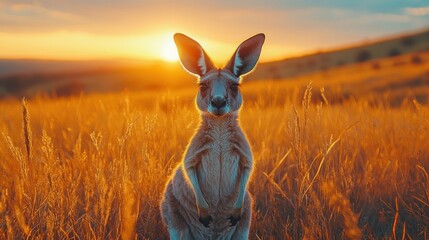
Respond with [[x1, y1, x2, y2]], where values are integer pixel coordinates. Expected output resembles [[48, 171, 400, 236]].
[[200, 113, 240, 136]]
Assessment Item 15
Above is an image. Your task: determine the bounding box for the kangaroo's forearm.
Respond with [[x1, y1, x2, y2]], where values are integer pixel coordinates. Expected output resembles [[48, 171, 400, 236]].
[[234, 166, 251, 209], [185, 165, 209, 209]]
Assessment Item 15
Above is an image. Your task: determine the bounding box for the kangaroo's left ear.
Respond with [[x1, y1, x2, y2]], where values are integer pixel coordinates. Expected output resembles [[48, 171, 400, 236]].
[[224, 33, 265, 77]]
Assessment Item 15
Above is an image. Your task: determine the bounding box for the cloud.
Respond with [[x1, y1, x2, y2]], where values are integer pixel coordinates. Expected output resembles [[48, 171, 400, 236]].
[[0, 2, 83, 32], [9, 3, 78, 20], [0, 1, 426, 37], [405, 6, 429, 16]]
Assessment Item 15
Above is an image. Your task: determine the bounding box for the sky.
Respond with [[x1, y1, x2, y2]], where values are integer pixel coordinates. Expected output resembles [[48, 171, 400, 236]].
[[0, 0, 429, 63]]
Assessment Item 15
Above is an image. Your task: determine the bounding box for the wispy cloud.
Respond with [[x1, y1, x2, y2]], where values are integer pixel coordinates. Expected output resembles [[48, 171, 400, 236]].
[[405, 6, 429, 16], [9, 3, 80, 21], [0, 2, 83, 32]]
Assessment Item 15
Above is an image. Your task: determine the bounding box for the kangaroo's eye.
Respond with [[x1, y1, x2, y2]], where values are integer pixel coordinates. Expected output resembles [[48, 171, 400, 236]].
[[230, 83, 239, 92], [200, 83, 209, 90], [199, 83, 208, 92]]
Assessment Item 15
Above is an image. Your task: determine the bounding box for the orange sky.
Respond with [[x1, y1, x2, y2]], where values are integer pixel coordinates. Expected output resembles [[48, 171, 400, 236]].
[[0, 31, 292, 64], [0, 1, 428, 63]]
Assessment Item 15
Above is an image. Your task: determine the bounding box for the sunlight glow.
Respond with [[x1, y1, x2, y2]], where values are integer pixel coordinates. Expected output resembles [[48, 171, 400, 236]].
[[0, 31, 277, 62], [161, 38, 179, 62]]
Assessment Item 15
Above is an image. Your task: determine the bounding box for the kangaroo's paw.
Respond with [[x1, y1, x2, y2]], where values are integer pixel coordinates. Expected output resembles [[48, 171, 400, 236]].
[[198, 207, 212, 227], [199, 215, 213, 227], [227, 207, 242, 227]]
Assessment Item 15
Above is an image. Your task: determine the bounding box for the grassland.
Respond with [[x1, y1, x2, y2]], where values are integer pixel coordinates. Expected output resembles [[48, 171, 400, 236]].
[[0, 77, 428, 239]]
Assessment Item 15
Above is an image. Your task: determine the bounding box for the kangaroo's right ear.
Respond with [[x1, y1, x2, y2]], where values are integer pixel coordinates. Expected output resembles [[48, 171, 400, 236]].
[[224, 33, 265, 77], [174, 33, 215, 77]]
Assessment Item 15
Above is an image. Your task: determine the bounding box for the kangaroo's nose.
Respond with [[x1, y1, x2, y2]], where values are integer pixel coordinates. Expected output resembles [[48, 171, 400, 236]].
[[211, 96, 227, 109]]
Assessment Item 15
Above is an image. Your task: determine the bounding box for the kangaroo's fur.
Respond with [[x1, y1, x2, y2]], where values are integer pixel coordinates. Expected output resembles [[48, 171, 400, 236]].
[[160, 33, 265, 240]]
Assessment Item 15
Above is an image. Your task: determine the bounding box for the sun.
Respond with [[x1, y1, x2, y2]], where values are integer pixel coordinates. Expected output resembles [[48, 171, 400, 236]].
[[161, 38, 179, 62]]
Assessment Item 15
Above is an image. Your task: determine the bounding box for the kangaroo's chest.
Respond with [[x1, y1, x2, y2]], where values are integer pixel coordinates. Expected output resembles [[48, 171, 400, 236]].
[[197, 129, 240, 204]]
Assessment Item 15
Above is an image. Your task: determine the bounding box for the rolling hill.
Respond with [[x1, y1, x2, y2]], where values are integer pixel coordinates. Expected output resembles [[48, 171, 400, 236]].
[[249, 29, 429, 80]]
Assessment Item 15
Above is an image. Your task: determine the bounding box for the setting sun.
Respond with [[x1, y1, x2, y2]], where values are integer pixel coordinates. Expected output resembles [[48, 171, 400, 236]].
[[161, 38, 179, 62]]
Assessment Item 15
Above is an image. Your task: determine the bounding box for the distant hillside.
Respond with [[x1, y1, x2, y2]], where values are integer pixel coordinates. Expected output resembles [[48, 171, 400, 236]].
[[0, 61, 192, 98], [244, 50, 429, 106], [250, 29, 429, 80]]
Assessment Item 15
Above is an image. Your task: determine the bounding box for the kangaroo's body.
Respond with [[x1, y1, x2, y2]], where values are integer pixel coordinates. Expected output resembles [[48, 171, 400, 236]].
[[161, 33, 265, 240]]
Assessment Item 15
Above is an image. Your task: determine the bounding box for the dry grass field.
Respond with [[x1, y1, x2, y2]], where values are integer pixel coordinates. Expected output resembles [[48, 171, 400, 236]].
[[0, 76, 428, 239]]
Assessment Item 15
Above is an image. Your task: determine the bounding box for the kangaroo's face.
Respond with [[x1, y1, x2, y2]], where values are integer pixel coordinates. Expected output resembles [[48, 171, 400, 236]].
[[196, 70, 241, 116], [174, 33, 265, 117]]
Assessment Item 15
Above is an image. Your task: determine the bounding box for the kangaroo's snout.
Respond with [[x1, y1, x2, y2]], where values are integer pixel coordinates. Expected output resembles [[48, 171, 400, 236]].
[[211, 96, 227, 109], [207, 78, 230, 116], [208, 94, 229, 116]]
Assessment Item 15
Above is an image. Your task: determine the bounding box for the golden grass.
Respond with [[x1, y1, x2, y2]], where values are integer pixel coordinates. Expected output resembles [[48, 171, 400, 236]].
[[0, 82, 428, 239]]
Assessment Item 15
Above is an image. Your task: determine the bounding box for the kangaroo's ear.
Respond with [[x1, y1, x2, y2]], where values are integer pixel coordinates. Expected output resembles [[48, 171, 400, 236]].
[[174, 33, 215, 77], [225, 33, 265, 77]]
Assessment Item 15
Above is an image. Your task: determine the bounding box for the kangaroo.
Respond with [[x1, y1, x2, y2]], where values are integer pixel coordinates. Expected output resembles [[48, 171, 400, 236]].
[[160, 33, 265, 240]]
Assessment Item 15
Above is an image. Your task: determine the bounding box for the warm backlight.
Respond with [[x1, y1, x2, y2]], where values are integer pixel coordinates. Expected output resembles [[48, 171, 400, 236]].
[[161, 38, 179, 62]]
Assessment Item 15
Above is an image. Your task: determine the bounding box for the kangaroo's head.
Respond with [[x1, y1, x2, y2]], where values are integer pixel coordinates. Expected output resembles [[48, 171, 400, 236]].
[[174, 33, 265, 117]]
